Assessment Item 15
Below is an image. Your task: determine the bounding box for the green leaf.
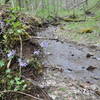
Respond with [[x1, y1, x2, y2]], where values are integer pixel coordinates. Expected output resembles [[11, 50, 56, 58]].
[[15, 77, 21, 81], [0, 60, 5, 67], [17, 29, 23, 34], [14, 87, 19, 91], [6, 69, 11, 73], [13, 21, 21, 28], [10, 80, 14, 85], [22, 84, 27, 90], [16, 81, 22, 85], [7, 75, 12, 78], [3, 35, 7, 40]]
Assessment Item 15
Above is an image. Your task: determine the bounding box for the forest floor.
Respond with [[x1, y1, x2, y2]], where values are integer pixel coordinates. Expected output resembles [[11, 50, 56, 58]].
[[0, 1, 100, 99], [36, 25, 100, 100]]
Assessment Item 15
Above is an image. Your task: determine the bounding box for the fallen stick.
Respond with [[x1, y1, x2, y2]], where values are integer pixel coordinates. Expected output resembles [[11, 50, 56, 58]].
[[19, 35, 23, 76], [21, 75, 51, 100], [61, 18, 86, 22], [24, 36, 64, 43], [0, 90, 43, 100], [7, 59, 12, 69]]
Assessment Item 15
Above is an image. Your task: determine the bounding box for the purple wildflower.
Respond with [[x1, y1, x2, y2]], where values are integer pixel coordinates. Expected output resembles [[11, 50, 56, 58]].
[[18, 58, 28, 67], [7, 50, 16, 58], [40, 41, 48, 48], [33, 50, 40, 55]]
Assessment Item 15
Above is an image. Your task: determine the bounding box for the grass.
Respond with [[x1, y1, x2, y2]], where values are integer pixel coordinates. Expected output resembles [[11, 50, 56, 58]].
[[1, 0, 99, 44], [54, 0, 100, 44], [35, 0, 99, 18], [58, 18, 100, 44]]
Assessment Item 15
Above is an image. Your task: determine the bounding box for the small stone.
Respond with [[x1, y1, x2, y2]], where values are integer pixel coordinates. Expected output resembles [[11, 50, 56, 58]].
[[90, 84, 98, 90], [46, 52, 52, 55], [67, 68, 73, 71], [86, 53, 93, 58], [86, 66, 97, 72], [49, 94, 56, 99], [95, 90, 100, 96], [96, 57, 100, 61], [71, 54, 74, 56]]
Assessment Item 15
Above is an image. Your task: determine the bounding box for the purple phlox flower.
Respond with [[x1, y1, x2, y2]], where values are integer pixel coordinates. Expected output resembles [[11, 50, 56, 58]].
[[33, 50, 40, 55], [18, 58, 28, 67], [7, 50, 16, 58], [40, 41, 48, 48]]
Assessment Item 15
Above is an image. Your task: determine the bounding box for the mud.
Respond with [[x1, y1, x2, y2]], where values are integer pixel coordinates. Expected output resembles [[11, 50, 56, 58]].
[[37, 25, 100, 99], [37, 26, 100, 85]]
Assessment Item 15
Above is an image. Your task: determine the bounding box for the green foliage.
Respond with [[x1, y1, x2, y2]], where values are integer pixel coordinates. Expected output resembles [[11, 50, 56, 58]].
[[0, 8, 28, 50], [0, 60, 5, 68], [0, 8, 43, 99], [0, 8, 29, 98], [0, 68, 27, 92]]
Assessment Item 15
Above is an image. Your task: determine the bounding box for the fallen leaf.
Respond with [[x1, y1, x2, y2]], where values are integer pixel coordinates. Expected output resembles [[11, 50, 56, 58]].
[[79, 28, 93, 33]]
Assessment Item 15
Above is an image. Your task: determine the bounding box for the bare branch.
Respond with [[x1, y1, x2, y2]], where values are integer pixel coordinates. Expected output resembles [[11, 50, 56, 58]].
[[0, 90, 43, 100]]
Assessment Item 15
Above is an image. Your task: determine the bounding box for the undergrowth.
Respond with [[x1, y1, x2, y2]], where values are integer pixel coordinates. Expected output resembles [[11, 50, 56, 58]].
[[57, 0, 100, 44], [0, 7, 43, 100]]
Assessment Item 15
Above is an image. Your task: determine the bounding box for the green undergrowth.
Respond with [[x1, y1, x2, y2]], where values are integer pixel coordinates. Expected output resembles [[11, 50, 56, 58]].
[[0, 7, 43, 99], [59, 18, 100, 44], [56, 0, 100, 44], [36, 0, 99, 19]]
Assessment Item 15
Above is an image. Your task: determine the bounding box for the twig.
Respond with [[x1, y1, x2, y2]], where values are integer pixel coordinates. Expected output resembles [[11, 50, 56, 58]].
[[7, 59, 12, 69], [19, 35, 23, 75], [21, 75, 41, 87], [37, 87, 51, 100], [24, 36, 64, 43], [0, 90, 43, 100], [21, 75, 51, 100], [61, 18, 86, 22], [19, 35, 23, 59]]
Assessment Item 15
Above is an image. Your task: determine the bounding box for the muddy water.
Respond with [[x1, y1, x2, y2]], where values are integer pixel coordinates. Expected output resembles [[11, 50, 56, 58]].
[[37, 26, 100, 86]]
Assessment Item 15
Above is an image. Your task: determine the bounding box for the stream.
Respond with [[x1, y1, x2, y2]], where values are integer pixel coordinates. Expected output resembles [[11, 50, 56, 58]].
[[37, 25, 100, 86]]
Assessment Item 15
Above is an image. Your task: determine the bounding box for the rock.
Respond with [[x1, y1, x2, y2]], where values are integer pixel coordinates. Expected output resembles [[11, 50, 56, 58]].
[[95, 90, 100, 96], [86, 53, 94, 58], [86, 66, 97, 71], [79, 83, 90, 89], [90, 84, 98, 90], [71, 54, 74, 56], [67, 68, 73, 71], [46, 52, 52, 55], [96, 57, 100, 61], [49, 94, 56, 99], [47, 80, 56, 86]]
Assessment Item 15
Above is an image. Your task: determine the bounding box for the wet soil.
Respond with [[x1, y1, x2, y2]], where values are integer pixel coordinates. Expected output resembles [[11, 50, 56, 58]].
[[37, 25, 100, 99]]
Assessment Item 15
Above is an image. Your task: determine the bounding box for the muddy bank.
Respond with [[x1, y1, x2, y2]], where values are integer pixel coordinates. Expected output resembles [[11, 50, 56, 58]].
[[37, 26, 100, 85], [37, 25, 100, 99]]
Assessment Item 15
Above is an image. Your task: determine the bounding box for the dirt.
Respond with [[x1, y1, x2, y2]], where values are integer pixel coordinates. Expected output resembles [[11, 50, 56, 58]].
[[36, 25, 100, 100]]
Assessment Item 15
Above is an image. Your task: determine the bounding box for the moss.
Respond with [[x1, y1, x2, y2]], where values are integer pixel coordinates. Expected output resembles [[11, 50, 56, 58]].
[[79, 28, 94, 33]]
